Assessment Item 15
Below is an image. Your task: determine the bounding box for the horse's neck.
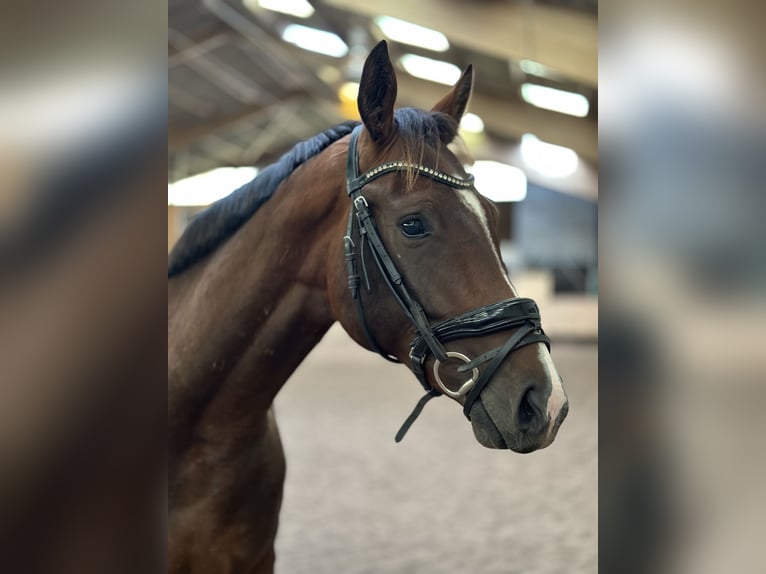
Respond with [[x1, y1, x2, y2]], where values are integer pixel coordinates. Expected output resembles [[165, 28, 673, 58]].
[[169, 162, 346, 446]]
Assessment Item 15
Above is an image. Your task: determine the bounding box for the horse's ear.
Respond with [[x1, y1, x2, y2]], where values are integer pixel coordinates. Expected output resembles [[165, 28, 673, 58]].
[[431, 64, 473, 122], [358, 40, 397, 143]]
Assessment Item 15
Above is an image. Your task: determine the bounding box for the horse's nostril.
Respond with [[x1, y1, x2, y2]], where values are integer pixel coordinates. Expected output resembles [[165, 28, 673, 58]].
[[518, 388, 537, 429]]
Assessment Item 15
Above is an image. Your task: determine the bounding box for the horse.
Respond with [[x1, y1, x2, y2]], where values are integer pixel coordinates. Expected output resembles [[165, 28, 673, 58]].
[[168, 40, 569, 574]]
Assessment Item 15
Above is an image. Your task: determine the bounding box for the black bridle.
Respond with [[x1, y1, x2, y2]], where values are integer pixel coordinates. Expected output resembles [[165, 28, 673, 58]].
[[343, 125, 550, 441]]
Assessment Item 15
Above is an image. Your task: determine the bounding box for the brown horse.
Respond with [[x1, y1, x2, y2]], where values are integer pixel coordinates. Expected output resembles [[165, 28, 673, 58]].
[[168, 41, 568, 574]]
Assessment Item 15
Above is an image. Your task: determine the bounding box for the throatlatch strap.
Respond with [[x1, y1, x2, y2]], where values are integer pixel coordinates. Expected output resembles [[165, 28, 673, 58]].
[[395, 391, 440, 442]]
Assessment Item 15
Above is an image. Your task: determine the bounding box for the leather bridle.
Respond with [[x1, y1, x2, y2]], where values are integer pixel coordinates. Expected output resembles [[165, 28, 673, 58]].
[[343, 125, 550, 441]]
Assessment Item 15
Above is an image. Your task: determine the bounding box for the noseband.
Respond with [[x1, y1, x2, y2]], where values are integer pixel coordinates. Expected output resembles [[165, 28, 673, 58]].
[[343, 125, 550, 441]]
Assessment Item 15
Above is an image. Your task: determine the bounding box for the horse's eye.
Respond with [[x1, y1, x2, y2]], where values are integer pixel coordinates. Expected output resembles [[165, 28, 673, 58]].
[[400, 217, 427, 238]]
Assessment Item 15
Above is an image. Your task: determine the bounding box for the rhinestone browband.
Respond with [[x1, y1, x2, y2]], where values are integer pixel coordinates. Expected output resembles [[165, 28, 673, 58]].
[[361, 161, 475, 189]]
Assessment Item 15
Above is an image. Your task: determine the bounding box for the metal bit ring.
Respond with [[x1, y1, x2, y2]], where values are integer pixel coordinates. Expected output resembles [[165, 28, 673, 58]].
[[433, 352, 479, 398]]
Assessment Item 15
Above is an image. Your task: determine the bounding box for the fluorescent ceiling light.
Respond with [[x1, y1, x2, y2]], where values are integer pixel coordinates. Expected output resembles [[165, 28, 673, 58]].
[[317, 64, 341, 84], [338, 81, 359, 103], [168, 167, 258, 206], [519, 59, 554, 78], [399, 54, 461, 86], [252, 0, 314, 19], [459, 112, 484, 133], [281, 24, 348, 58], [520, 83, 589, 117], [374, 16, 449, 52], [520, 134, 578, 178], [470, 161, 527, 202]]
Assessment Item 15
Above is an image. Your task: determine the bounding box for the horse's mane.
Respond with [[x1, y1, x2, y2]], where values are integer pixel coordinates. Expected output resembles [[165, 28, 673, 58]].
[[168, 109, 460, 278], [168, 121, 359, 277]]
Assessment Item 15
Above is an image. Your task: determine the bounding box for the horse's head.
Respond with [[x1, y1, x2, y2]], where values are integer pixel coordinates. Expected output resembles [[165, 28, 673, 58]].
[[328, 41, 568, 453]]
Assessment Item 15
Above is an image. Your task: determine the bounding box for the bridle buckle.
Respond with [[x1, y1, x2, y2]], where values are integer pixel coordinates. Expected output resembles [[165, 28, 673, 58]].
[[353, 195, 368, 210]]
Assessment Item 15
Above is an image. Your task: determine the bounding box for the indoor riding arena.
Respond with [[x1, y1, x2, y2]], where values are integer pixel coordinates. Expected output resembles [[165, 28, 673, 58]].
[[169, 1, 597, 573]]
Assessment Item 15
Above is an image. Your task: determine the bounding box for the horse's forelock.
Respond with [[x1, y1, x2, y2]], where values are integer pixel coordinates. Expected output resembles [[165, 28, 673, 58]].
[[391, 108, 461, 191]]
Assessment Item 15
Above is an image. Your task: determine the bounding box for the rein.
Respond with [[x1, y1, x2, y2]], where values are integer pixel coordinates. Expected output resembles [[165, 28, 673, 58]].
[[343, 125, 550, 441]]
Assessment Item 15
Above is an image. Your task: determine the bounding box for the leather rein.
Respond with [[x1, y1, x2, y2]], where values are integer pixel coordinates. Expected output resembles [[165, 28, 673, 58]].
[[343, 125, 550, 441]]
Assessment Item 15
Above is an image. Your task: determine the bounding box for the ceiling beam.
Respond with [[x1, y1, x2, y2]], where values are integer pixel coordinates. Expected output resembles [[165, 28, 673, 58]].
[[169, 81, 597, 164], [324, 0, 597, 87], [168, 94, 310, 153], [396, 75, 597, 162]]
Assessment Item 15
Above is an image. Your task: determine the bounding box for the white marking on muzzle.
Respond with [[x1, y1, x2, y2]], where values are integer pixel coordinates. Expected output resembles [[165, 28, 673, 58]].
[[538, 343, 567, 422]]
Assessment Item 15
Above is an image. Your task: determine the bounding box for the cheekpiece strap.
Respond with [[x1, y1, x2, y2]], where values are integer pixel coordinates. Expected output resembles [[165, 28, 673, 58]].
[[345, 125, 449, 368]]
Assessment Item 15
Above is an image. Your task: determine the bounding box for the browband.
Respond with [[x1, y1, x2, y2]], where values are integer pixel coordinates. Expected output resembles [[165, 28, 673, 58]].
[[347, 160, 475, 194]]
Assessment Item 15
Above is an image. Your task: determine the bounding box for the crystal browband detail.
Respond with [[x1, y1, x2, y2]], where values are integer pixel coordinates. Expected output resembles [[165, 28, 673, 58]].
[[362, 161, 475, 189]]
